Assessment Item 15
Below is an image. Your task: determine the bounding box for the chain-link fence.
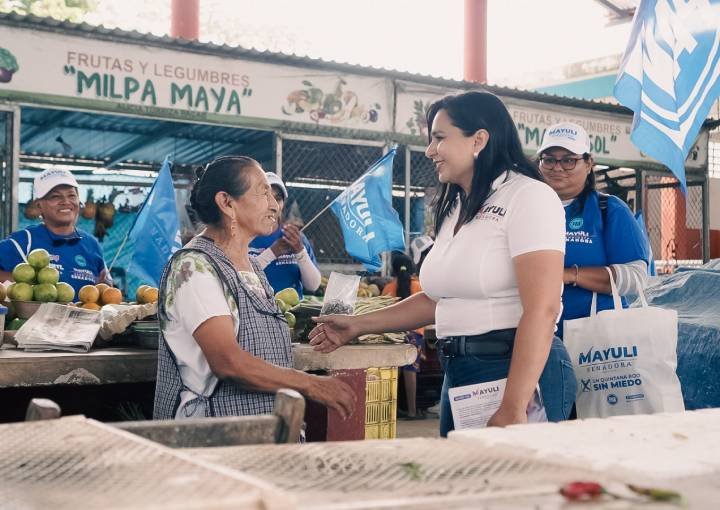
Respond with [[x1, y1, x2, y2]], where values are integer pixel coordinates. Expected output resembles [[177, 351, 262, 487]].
[[280, 136, 384, 266], [643, 173, 705, 273], [278, 136, 439, 269], [710, 138, 720, 178]]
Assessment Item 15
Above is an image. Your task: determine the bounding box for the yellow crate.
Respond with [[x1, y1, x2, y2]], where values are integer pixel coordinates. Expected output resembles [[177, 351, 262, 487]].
[[364, 367, 397, 440]]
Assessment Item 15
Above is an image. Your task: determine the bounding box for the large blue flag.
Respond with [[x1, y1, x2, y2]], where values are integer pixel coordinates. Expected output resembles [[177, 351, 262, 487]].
[[126, 156, 181, 286], [614, 0, 720, 194], [330, 149, 405, 271]]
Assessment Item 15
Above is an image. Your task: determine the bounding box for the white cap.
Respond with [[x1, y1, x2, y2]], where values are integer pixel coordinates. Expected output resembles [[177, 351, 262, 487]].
[[265, 172, 288, 200], [537, 122, 591, 156], [410, 235, 434, 265], [33, 167, 79, 199]]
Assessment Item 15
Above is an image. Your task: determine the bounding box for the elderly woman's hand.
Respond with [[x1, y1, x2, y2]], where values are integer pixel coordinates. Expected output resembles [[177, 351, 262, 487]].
[[306, 375, 357, 419], [309, 314, 359, 353]]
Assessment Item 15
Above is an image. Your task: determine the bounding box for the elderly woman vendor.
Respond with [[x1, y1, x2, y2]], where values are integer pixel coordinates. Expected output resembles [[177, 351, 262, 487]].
[[153, 155, 356, 420]]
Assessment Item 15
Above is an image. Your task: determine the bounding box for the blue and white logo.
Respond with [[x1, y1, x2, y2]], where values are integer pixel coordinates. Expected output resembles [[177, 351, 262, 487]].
[[614, 0, 720, 193], [569, 217, 584, 230], [607, 394, 619, 406], [74, 254, 87, 267]]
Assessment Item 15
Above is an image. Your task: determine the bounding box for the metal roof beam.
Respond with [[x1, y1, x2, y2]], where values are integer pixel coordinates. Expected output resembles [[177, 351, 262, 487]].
[[22, 110, 73, 146], [105, 123, 186, 168]]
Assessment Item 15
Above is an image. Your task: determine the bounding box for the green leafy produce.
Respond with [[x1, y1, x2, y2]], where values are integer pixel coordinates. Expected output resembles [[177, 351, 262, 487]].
[[0, 48, 18, 72], [399, 462, 423, 481]]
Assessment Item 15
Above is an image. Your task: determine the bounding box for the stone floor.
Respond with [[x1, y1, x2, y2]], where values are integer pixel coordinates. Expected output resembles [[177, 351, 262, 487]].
[[395, 413, 440, 438]]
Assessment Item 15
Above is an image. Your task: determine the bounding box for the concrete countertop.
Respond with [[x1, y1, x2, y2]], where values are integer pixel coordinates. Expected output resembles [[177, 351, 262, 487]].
[[0, 343, 416, 388]]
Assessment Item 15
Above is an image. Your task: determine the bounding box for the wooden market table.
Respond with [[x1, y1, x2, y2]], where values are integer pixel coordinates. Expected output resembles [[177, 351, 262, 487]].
[[0, 343, 416, 441]]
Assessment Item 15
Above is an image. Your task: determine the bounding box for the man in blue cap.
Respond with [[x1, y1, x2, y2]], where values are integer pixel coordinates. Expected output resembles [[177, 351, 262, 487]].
[[0, 167, 110, 294]]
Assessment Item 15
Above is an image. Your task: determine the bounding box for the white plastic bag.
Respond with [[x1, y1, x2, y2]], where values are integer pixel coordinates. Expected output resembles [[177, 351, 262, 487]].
[[564, 268, 684, 418], [320, 272, 360, 316]]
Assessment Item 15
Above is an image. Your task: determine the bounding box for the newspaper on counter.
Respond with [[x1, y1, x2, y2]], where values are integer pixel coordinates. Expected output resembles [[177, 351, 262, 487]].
[[16, 302, 102, 352]]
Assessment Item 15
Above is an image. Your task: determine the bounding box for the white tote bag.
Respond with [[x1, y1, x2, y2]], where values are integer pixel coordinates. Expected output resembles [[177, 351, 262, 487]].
[[564, 268, 684, 418]]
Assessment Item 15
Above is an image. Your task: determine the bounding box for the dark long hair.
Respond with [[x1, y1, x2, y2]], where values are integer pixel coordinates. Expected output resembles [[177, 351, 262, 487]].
[[390, 251, 414, 300], [189, 155, 257, 225], [427, 91, 543, 234]]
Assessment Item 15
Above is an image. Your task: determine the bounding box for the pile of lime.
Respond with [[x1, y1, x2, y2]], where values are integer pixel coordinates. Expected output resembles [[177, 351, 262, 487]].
[[7, 249, 75, 303], [275, 288, 300, 329]]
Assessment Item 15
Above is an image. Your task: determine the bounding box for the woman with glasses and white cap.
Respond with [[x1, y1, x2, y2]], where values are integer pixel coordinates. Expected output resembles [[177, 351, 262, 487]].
[[0, 167, 111, 295], [249, 172, 321, 298], [537, 122, 651, 339]]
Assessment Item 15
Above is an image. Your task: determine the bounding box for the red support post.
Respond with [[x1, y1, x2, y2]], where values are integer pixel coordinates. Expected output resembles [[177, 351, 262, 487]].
[[170, 0, 200, 41], [464, 0, 487, 83]]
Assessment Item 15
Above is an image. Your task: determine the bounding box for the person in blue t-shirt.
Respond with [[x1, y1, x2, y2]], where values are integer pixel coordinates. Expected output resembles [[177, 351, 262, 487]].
[[0, 168, 110, 296], [537, 122, 651, 338], [249, 172, 321, 297]]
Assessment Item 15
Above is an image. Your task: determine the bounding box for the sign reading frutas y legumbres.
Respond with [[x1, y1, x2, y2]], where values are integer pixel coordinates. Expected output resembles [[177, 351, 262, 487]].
[[0, 25, 391, 131]]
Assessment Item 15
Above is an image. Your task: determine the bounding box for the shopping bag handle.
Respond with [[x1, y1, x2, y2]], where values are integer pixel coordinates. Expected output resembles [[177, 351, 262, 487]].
[[590, 266, 623, 315], [632, 272, 649, 308]]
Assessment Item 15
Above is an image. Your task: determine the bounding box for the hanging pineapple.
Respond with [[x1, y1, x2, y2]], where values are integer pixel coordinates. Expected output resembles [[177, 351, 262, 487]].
[[81, 188, 96, 220], [24, 199, 41, 219]]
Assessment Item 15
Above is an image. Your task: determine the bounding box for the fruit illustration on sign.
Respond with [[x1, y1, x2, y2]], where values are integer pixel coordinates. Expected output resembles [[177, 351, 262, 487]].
[[0, 47, 19, 83]]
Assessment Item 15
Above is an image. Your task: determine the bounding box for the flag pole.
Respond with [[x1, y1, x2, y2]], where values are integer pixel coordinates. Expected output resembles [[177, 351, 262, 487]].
[[301, 147, 398, 233], [108, 230, 131, 272], [300, 200, 335, 232]]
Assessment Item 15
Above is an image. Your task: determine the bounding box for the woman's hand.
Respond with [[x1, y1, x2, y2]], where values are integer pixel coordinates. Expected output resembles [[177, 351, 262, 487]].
[[305, 375, 357, 419], [270, 237, 292, 257], [309, 315, 359, 353], [281, 224, 304, 254], [487, 404, 528, 427]]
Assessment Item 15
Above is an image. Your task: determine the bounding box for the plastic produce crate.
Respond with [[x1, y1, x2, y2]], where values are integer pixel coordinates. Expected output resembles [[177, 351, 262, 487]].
[[365, 367, 397, 439]]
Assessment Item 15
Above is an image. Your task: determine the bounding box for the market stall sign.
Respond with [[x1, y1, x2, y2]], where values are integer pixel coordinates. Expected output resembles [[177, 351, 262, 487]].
[[0, 26, 392, 131], [395, 81, 708, 170]]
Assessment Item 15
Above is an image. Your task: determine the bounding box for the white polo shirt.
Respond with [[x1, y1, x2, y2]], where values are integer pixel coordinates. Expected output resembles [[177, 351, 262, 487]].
[[420, 171, 565, 337]]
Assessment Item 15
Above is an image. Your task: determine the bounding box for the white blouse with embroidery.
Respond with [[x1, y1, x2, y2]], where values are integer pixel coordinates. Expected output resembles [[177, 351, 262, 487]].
[[162, 251, 265, 418]]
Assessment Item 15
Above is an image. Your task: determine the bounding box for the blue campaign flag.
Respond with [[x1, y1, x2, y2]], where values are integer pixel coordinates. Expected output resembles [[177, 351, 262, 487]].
[[614, 0, 720, 194], [329, 149, 405, 271], [126, 156, 181, 286]]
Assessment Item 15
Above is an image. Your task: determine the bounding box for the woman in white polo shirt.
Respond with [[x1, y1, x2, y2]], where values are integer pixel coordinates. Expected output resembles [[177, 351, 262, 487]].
[[310, 91, 576, 436]]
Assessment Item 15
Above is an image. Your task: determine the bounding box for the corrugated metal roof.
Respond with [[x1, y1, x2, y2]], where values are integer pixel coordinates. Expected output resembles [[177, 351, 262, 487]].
[[0, 11, 636, 116], [20, 106, 273, 169]]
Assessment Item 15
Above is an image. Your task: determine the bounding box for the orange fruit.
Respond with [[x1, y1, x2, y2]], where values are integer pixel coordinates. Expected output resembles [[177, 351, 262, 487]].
[[143, 287, 159, 304], [135, 285, 150, 304], [96, 283, 110, 295], [101, 287, 122, 305], [78, 285, 100, 304], [80, 302, 101, 311]]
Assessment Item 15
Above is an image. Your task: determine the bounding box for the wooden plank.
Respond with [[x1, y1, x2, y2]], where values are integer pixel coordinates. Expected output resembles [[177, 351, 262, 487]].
[[0, 348, 157, 388], [114, 415, 281, 447]]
